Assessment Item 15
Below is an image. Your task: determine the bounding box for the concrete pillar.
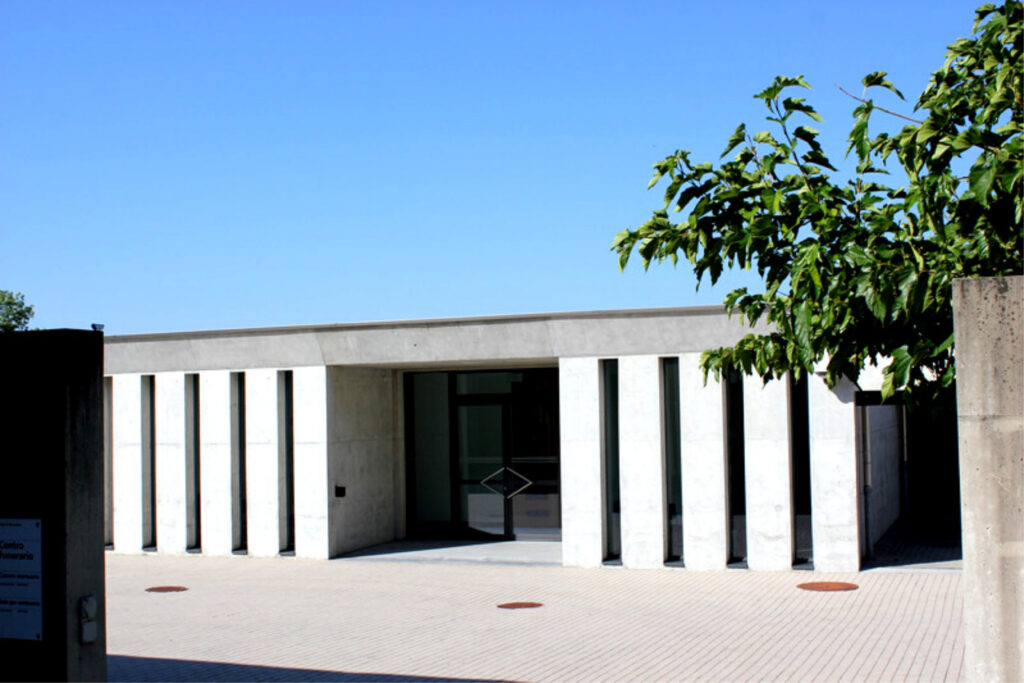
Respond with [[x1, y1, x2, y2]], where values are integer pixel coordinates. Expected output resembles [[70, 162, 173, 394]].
[[293, 366, 330, 559], [743, 377, 793, 571], [558, 357, 604, 567], [244, 369, 283, 557], [679, 354, 728, 569], [154, 372, 187, 554], [953, 275, 1023, 682], [618, 355, 666, 569], [808, 376, 861, 572], [326, 367, 396, 557], [198, 371, 234, 556], [112, 374, 143, 553]]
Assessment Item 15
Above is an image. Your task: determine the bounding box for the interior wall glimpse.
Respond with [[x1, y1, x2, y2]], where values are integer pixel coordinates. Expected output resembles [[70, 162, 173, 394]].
[[279, 370, 295, 553], [601, 359, 621, 562], [724, 367, 746, 565], [661, 357, 683, 563], [231, 372, 247, 553], [185, 373, 201, 551], [103, 376, 113, 547], [141, 374, 156, 550], [789, 373, 812, 566]]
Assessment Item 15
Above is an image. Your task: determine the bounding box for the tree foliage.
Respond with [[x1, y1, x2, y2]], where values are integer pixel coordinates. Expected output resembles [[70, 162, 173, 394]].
[[613, 1, 1022, 403], [0, 290, 35, 332]]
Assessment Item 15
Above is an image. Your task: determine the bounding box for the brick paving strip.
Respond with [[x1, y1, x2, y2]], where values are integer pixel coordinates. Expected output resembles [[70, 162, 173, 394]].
[[106, 554, 963, 682]]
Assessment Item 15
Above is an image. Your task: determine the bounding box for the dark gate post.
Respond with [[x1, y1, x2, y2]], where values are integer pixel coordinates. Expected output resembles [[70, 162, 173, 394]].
[[0, 330, 107, 681]]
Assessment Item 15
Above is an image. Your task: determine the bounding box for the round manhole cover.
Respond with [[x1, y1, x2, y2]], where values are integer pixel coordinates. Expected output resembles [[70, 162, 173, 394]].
[[497, 601, 543, 609], [797, 581, 858, 592], [146, 585, 188, 593]]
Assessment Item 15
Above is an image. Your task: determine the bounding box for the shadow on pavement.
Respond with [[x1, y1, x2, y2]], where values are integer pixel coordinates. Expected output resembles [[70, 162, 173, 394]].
[[108, 655, 510, 683], [863, 518, 962, 569]]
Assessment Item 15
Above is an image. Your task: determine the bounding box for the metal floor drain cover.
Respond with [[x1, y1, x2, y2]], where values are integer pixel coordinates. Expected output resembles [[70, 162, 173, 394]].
[[497, 601, 543, 609], [797, 581, 859, 592], [146, 585, 188, 593]]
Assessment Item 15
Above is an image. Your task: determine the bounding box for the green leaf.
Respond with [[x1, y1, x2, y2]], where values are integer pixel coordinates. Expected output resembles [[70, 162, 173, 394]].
[[967, 163, 996, 207], [720, 124, 747, 158], [881, 347, 912, 399], [861, 71, 905, 99]]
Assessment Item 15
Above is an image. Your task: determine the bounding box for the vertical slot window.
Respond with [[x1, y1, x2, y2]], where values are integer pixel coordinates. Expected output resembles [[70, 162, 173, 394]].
[[141, 375, 157, 550], [279, 370, 296, 554], [103, 377, 113, 548], [601, 359, 621, 563], [231, 372, 248, 553], [789, 373, 813, 567], [662, 358, 683, 564], [185, 374, 202, 552], [725, 368, 746, 566]]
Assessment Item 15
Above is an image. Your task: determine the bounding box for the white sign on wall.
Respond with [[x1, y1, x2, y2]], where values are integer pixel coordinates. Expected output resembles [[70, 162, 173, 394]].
[[0, 519, 42, 641]]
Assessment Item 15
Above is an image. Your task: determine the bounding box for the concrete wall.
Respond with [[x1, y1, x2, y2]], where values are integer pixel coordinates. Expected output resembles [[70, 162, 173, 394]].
[[952, 275, 1023, 682], [558, 358, 604, 567], [807, 377, 861, 572], [864, 404, 902, 549], [618, 355, 666, 569], [326, 366, 399, 556]]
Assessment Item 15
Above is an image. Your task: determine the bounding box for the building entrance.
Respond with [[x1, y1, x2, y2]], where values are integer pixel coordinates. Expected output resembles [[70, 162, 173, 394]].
[[405, 369, 560, 541]]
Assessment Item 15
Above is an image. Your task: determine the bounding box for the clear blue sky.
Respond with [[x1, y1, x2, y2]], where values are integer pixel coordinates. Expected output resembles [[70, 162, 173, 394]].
[[1, 0, 982, 333]]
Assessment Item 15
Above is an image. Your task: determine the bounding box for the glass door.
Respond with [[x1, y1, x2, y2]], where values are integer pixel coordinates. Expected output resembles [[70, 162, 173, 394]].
[[457, 403, 509, 537]]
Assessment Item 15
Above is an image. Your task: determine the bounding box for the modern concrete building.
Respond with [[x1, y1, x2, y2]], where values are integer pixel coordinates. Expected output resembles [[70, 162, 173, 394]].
[[102, 307, 902, 572]]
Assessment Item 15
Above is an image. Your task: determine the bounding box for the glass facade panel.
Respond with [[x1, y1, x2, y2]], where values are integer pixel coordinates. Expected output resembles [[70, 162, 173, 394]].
[[662, 358, 683, 563]]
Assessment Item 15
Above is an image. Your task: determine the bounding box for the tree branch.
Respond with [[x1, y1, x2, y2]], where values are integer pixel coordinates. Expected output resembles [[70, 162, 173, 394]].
[[836, 85, 925, 124]]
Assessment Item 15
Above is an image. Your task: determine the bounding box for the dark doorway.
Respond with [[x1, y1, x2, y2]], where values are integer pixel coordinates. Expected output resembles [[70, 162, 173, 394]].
[[405, 369, 560, 541]]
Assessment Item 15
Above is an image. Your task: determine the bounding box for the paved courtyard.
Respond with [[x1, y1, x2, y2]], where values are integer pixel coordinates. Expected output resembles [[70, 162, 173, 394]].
[[106, 551, 963, 682]]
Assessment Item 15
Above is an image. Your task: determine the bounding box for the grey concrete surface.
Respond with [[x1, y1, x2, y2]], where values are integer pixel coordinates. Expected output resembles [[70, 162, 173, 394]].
[[104, 307, 762, 374], [952, 275, 1023, 682], [105, 553, 964, 682]]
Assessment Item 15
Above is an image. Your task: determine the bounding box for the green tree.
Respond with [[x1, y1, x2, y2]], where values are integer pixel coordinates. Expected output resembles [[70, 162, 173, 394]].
[[0, 290, 35, 332], [613, 1, 1022, 403]]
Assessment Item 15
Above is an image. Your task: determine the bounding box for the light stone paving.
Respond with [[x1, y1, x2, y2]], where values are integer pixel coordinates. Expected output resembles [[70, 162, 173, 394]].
[[106, 553, 963, 682]]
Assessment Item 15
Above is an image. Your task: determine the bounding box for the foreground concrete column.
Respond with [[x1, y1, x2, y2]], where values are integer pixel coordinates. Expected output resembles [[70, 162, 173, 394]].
[[293, 367, 330, 559], [111, 374, 143, 553], [558, 357, 604, 567], [808, 376, 860, 572], [618, 355, 666, 569], [743, 377, 793, 571], [155, 372, 187, 554], [679, 354, 728, 569], [245, 369, 283, 557], [953, 275, 1023, 683], [198, 371, 234, 556]]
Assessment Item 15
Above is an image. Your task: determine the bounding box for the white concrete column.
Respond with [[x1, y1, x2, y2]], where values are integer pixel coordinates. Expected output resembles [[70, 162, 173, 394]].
[[112, 374, 143, 553], [558, 357, 604, 568], [155, 372, 188, 554], [679, 354, 728, 569], [199, 371, 234, 556], [618, 355, 666, 569], [808, 376, 861, 572], [326, 367, 397, 557], [293, 366, 330, 559], [743, 376, 793, 570], [245, 369, 282, 557]]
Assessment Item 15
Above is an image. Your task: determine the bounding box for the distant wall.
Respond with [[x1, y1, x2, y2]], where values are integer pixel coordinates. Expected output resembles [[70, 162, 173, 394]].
[[865, 404, 902, 549]]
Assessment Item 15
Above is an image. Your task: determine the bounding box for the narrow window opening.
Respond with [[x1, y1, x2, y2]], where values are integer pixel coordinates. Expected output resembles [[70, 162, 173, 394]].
[[279, 370, 296, 554], [103, 377, 114, 548], [141, 375, 157, 551], [232, 372, 248, 554], [790, 373, 813, 568], [185, 374, 202, 552], [601, 360, 621, 563], [662, 358, 683, 565], [724, 368, 746, 566]]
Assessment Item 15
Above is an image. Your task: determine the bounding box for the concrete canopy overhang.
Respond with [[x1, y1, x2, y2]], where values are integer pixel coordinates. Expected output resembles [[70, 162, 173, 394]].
[[104, 306, 759, 374]]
